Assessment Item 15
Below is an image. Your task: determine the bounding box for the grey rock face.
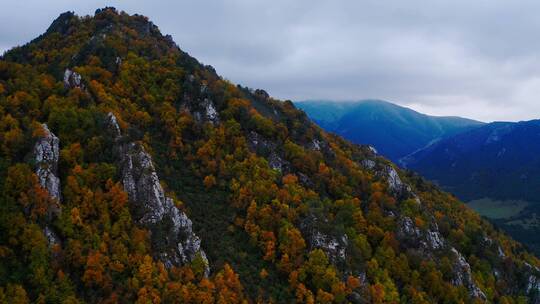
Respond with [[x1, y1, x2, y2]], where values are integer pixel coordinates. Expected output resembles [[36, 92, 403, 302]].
[[397, 217, 444, 251], [426, 230, 444, 250], [107, 112, 121, 138], [385, 165, 404, 193], [44, 225, 61, 248], [121, 143, 167, 224], [378, 164, 417, 200], [33, 124, 62, 248], [399, 217, 421, 238], [360, 159, 376, 170], [63, 69, 84, 89], [302, 215, 348, 265], [450, 248, 486, 300], [524, 263, 540, 301], [109, 113, 209, 275], [189, 98, 219, 124], [247, 131, 290, 173], [34, 124, 61, 211], [203, 98, 219, 123], [310, 139, 322, 151]]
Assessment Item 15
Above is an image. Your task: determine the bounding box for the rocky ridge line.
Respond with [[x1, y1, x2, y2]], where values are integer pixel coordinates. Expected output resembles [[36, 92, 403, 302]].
[[107, 113, 209, 275]]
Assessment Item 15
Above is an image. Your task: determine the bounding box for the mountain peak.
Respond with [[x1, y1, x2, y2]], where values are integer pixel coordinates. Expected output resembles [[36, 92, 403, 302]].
[[3, 8, 191, 77], [45, 11, 76, 35]]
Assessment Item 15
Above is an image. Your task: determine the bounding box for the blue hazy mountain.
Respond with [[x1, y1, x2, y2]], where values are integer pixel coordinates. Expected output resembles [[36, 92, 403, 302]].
[[296, 100, 484, 161], [402, 119, 540, 202]]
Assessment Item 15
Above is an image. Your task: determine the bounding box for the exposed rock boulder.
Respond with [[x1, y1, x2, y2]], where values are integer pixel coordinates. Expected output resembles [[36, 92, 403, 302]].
[[63, 68, 84, 89], [108, 113, 209, 275]]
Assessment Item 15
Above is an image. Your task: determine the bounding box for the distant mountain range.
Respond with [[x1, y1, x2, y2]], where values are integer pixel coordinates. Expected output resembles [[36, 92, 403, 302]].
[[298, 99, 540, 253], [296, 100, 484, 161], [402, 119, 540, 202]]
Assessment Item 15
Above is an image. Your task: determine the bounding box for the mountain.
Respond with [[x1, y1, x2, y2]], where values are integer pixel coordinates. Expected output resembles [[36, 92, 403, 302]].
[[1, 7, 540, 303], [296, 100, 484, 161], [403, 119, 540, 253]]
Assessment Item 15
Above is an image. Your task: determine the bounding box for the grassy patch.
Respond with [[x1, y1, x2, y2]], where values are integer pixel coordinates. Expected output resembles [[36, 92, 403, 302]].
[[467, 198, 531, 219]]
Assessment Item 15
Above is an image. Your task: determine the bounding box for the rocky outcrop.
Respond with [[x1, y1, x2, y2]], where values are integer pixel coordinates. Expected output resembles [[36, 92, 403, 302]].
[[34, 124, 61, 214], [202, 98, 219, 123], [108, 113, 209, 275], [524, 263, 540, 302], [397, 217, 444, 251], [302, 214, 348, 266], [184, 97, 220, 125], [107, 112, 121, 138], [310, 139, 322, 151], [311, 231, 348, 263], [247, 131, 290, 172], [63, 69, 84, 89], [44, 226, 61, 248], [356, 157, 413, 198], [383, 165, 412, 196], [360, 159, 376, 170], [33, 124, 62, 248], [450, 248, 486, 300]]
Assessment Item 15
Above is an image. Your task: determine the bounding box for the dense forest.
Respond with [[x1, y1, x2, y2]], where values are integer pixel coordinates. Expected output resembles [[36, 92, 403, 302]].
[[1, 7, 540, 303]]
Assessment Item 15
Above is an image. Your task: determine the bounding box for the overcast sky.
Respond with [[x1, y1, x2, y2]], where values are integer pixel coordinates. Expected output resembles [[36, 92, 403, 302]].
[[2, 1, 540, 122]]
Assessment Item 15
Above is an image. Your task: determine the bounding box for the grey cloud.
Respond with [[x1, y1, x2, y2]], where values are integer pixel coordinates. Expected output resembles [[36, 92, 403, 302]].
[[1, 0, 540, 121]]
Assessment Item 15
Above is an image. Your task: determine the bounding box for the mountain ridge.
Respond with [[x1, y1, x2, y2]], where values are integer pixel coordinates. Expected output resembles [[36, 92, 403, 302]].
[[296, 99, 484, 161]]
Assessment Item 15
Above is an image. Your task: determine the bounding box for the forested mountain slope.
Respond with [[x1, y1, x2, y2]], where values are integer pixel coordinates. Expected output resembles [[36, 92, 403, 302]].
[[296, 100, 483, 162], [1, 7, 540, 303]]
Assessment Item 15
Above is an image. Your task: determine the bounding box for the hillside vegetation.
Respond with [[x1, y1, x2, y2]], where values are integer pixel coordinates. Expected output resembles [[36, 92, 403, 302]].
[[0, 8, 539, 303]]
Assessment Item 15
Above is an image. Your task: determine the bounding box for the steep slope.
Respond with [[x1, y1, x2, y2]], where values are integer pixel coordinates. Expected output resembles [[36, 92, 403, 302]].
[[403, 120, 540, 254], [296, 100, 483, 161], [0, 7, 540, 303]]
